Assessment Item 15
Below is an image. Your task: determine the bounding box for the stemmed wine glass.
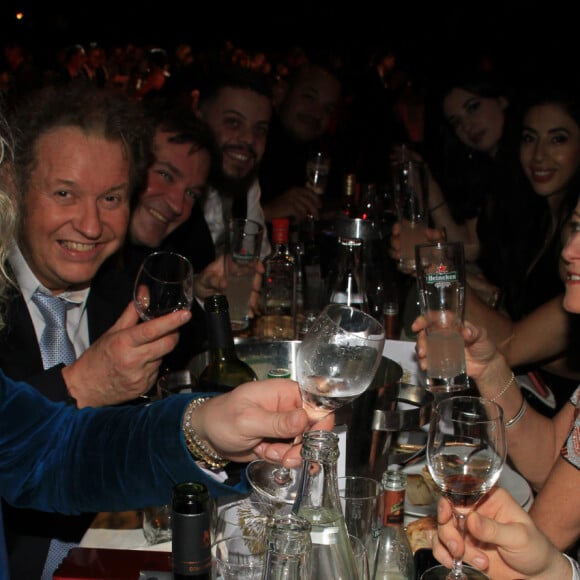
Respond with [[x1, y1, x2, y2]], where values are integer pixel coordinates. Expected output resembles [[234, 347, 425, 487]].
[[420, 396, 507, 580], [246, 303, 385, 504], [134, 251, 194, 321]]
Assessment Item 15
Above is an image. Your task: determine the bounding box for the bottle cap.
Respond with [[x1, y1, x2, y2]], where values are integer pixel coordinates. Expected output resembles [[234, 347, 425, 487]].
[[271, 218, 290, 243], [172, 481, 210, 512]]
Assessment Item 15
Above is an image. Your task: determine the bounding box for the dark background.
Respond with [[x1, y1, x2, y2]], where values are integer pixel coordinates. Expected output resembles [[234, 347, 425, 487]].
[[2, 1, 578, 77]]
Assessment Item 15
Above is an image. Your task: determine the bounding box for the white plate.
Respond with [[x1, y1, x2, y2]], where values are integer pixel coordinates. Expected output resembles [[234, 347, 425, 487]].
[[402, 461, 533, 518]]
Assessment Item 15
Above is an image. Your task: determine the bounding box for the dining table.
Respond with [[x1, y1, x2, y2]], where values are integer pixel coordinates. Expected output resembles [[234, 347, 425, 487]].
[[55, 338, 534, 579]]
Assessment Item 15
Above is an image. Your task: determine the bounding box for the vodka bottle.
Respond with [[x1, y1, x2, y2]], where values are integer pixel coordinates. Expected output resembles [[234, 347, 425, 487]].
[[262, 218, 297, 339]]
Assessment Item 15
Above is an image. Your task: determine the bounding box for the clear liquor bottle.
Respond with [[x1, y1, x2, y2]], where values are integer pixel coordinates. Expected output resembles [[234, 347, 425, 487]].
[[373, 470, 415, 579], [262, 218, 297, 339], [198, 294, 258, 392], [293, 430, 358, 579]]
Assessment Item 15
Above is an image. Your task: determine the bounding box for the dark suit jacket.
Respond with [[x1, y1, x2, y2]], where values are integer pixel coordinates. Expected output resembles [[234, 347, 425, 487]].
[[2, 206, 216, 578], [0, 270, 132, 580]]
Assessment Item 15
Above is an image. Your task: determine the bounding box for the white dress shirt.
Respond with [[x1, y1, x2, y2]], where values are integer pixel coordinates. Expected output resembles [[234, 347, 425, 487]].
[[8, 245, 91, 358], [202, 178, 271, 259]]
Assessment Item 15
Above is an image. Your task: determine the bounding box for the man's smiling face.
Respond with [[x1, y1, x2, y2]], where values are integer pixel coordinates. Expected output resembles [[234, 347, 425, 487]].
[[200, 86, 271, 182], [19, 127, 131, 293], [129, 130, 211, 248]]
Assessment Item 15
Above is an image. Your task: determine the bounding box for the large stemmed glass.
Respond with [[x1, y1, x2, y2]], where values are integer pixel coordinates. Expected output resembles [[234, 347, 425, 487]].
[[420, 396, 507, 580], [133, 251, 194, 321], [247, 303, 385, 504]]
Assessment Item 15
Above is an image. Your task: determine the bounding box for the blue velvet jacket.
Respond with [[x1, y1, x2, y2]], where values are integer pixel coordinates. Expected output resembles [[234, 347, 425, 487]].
[[0, 371, 247, 579]]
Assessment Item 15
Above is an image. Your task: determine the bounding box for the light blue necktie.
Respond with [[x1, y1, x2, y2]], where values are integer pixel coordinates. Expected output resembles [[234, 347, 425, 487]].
[[31, 291, 77, 368], [31, 290, 78, 578]]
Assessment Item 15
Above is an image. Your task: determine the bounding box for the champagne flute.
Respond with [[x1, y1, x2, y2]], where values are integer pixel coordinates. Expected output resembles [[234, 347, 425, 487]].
[[133, 251, 194, 321], [246, 303, 385, 504], [420, 396, 507, 580]]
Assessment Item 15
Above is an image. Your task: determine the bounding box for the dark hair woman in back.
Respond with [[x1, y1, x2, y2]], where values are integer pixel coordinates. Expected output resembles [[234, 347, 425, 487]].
[[477, 84, 580, 320]]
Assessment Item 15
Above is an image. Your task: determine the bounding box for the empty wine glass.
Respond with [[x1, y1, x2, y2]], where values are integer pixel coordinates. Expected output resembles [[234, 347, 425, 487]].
[[133, 251, 194, 321], [420, 396, 507, 580], [246, 303, 385, 504]]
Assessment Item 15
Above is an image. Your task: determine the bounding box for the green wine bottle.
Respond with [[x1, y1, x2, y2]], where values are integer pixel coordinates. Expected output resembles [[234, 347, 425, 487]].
[[198, 294, 258, 392], [172, 481, 212, 579]]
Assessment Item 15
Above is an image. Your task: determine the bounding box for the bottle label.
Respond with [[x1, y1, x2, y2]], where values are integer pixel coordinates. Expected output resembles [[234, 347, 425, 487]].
[[384, 311, 400, 340], [310, 526, 340, 545], [425, 269, 458, 286], [172, 511, 211, 575], [232, 250, 256, 262], [383, 489, 405, 526]]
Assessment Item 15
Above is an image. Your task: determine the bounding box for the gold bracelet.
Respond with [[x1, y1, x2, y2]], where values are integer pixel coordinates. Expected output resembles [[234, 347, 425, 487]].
[[182, 397, 229, 469], [505, 398, 527, 430], [490, 372, 516, 402]]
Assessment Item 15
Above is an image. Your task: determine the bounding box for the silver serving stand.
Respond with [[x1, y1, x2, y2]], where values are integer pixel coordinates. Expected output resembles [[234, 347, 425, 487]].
[[367, 382, 433, 478], [162, 339, 433, 480], [181, 339, 436, 479]]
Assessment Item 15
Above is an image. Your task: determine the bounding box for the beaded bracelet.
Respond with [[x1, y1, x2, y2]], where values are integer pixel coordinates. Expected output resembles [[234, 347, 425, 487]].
[[505, 398, 528, 430], [490, 372, 516, 402], [182, 397, 229, 469]]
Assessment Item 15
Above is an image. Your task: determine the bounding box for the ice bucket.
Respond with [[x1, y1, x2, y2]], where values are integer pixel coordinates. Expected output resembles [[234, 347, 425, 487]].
[[186, 339, 404, 477]]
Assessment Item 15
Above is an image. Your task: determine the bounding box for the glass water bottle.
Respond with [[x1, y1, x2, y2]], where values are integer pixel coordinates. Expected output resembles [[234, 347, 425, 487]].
[[293, 430, 358, 579]]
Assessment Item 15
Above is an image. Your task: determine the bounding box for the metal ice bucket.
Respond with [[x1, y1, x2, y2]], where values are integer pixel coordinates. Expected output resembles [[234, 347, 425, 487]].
[[368, 383, 433, 478], [186, 339, 404, 476]]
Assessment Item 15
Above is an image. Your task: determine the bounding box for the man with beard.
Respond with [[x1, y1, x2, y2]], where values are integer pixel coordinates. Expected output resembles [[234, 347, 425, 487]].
[[197, 66, 272, 258], [259, 60, 343, 223]]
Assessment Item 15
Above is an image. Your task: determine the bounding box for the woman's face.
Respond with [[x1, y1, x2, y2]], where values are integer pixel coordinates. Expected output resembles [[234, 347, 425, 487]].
[[560, 199, 580, 313], [443, 88, 507, 156], [519, 103, 580, 199]]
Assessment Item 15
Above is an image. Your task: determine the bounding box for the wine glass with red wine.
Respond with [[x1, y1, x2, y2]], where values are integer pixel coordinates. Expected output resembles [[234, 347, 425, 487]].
[[421, 396, 507, 580]]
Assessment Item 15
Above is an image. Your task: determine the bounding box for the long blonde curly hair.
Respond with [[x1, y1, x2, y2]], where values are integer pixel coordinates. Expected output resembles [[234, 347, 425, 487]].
[[0, 112, 19, 331]]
